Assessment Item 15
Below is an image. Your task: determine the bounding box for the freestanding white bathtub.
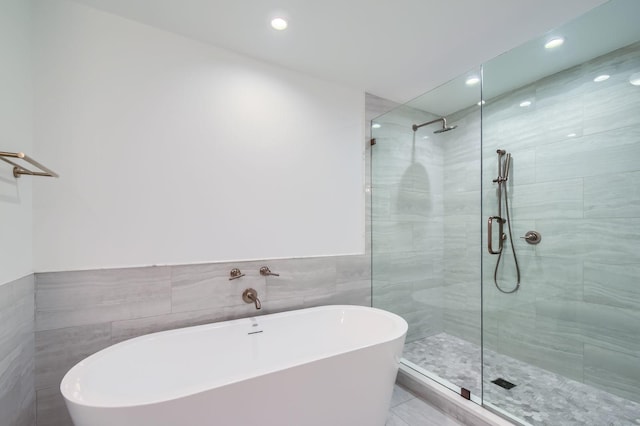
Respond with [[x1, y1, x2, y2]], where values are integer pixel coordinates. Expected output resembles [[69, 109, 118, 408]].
[[61, 305, 407, 426]]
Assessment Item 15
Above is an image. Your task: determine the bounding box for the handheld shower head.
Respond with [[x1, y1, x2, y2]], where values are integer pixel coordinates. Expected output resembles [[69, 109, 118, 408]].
[[504, 153, 511, 180]]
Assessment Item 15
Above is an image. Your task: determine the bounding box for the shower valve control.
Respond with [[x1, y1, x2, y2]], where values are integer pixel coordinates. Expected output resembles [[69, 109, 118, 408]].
[[520, 231, 542, 245]]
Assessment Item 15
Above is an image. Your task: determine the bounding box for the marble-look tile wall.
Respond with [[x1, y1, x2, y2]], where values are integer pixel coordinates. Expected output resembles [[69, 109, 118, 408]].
[[479, 41, 640, 402], [370, 104, 447, 343], [0, 275, 36, 426], [33, 255, 371, 425]]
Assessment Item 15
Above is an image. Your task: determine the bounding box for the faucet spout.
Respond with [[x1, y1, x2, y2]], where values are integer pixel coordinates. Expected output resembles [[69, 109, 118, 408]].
[[250, 294, 261, 310], [242, 288, 261, 310]]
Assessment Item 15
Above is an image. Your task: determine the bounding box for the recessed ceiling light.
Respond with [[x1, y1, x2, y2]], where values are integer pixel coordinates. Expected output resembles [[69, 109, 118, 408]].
[[271, 17, 288, 30], [519, 100, 532, 107], [371, 123, 381, 129], [567, 133, 577, 138], [465, 76, 480, 86], [629, 72, 640, 86], [477, 100, 486, 106], [422, 136, 429, 139], [593, 74, 610, 82], [544, 37, 564, 49]]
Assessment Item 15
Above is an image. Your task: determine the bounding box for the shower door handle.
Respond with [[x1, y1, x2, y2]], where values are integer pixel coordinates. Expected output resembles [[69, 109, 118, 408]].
[[488, 216, 505, 255]]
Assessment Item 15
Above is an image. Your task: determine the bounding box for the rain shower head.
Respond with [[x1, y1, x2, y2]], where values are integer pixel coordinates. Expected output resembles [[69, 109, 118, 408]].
[[412, 117, 457, 134], [434, 125, 458, 133]]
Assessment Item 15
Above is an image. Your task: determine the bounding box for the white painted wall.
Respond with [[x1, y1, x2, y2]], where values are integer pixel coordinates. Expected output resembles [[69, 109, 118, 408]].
[[0, 0, 33, 285], [33, 0, 364, 272]]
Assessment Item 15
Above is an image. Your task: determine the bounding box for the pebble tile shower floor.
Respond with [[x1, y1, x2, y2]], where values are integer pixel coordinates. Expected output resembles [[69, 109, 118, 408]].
[[404, 333, 640, 425]]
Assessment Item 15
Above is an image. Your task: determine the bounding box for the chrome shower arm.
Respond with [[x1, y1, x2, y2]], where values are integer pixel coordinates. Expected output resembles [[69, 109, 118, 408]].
[[412, 117, 446, 132]]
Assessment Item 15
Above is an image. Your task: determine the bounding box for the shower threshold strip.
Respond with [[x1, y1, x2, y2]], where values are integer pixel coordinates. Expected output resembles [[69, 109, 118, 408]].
[[401, 358, 481, 405], [400, 359, 531, 426], [397, 363, 521, 426]]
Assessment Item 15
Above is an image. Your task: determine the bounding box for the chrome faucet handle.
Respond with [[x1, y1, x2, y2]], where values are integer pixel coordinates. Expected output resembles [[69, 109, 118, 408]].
[[229, 268, 245, 280], [242, 288, 261, 310], [520, 231, 542, 245], [259, 266, 280, 277]]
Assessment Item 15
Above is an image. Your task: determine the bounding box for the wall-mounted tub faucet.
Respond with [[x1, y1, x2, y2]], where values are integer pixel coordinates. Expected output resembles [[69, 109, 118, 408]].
[[229, 268, 245, 280], [259, 266, 280, 277], [242, 288, 261, 310]]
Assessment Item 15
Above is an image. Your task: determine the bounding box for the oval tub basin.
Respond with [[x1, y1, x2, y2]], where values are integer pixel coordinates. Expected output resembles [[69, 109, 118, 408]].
[[61, 305, 408, 426]]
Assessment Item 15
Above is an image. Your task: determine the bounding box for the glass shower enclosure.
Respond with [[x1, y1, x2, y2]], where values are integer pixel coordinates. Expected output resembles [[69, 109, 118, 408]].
[[371, 71, 483, 398], [371, 0, 640, 424]]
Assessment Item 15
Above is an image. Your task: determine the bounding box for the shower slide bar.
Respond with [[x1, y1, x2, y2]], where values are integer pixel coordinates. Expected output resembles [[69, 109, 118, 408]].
[[0, 151, 58, 178]]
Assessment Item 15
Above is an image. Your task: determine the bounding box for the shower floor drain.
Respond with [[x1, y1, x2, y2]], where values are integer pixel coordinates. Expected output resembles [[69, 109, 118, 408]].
[[492, 378, 517, 390]]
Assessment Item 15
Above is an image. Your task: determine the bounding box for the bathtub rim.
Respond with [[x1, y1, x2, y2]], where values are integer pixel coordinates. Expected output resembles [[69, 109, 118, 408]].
[[60, 304, 408, 409]]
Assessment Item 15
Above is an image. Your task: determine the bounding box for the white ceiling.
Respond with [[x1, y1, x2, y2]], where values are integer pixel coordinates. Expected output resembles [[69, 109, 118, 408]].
[[69, 0, 607, 103], [407, 0, 640, 116]]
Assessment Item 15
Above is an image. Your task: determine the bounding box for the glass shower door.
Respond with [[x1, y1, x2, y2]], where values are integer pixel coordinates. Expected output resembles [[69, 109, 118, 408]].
[[481, 1, 640, 424], [371, 71, 483, 400]]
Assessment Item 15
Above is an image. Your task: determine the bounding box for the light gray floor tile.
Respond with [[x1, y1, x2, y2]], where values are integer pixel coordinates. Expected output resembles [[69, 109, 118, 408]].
[[386, 412, 411, 426], [392, 396, 464, 426], [390, 384, 415, 407]]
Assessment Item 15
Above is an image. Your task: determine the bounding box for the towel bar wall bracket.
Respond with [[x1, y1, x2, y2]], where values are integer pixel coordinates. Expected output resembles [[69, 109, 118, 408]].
[[0, 151, 58, 178]]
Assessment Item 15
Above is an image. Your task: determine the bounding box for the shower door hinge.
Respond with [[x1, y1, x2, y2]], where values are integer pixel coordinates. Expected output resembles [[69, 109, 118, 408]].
[[370, 138, 376, 146], [460, 387, 471, 400]]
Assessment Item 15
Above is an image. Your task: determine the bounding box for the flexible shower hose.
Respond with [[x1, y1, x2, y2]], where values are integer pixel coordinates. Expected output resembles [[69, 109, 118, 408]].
[[493, 180, 521, 293]]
